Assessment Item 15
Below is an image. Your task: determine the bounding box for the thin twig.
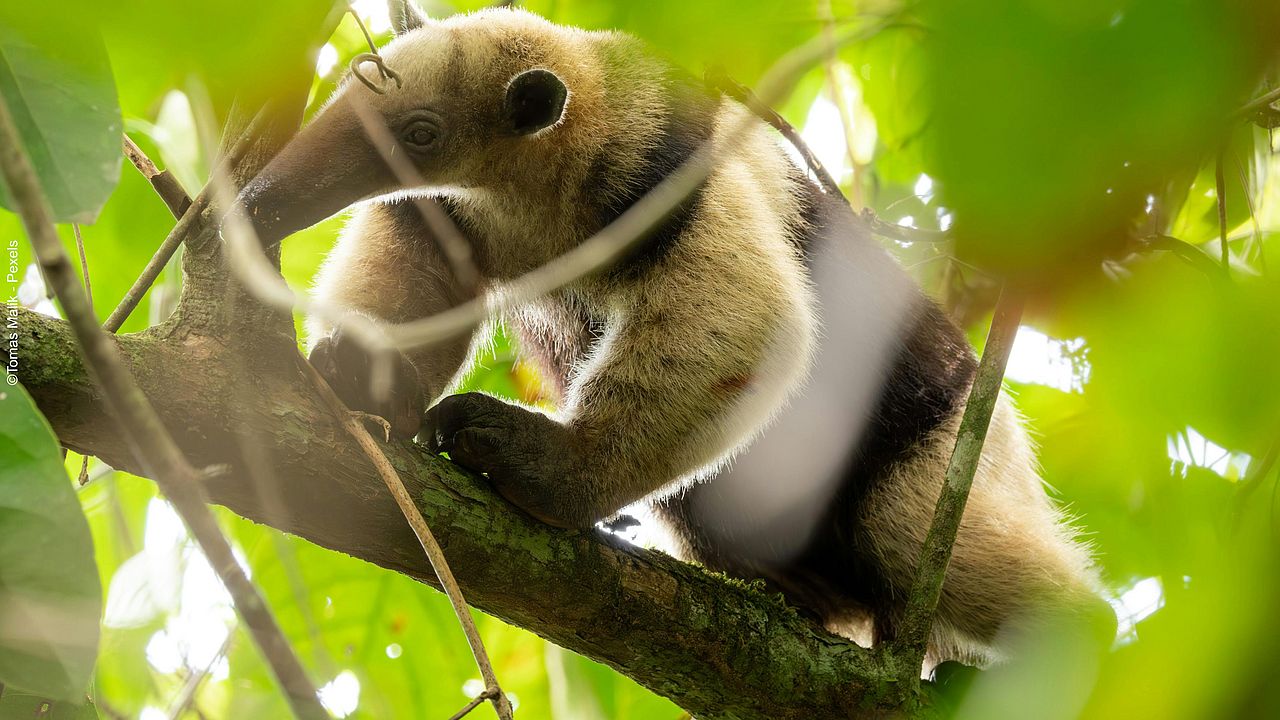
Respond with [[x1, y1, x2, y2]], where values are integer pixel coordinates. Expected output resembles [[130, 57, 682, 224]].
[[890, 286, 1024, 684], [72, 223, 93, 308], [165, 627, 235, 720], [861, 209, 951, 244], [349, 101, 480, 296], [446, 688, 498, 720], [0, 99, 327, 720], [300, 357, 514, 720], [706, 66, 847, 204], [350, 4, 383, 55], [1140, 234, 1230, 281], [347, 6, 402, 93], [122, 134, 192, 218], [103, 193, 208, 332], [1215, 151, 1230, 277], [71, 224, 97, 488], [1238, 85, 1280, 119], [105, 111, 269, 333]]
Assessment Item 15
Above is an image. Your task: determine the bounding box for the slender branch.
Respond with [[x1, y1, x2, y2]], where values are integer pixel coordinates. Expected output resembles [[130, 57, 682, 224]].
[[71, 221, 94, 517], [16, 304, 904, 719], [1238, 85, 1280, 118], [0, 99, 327, 720], [890, 286, 1024, 685], [861, 209, 952, 244], [165, 628, 234, 720], [105, 112, 268, 333], [72, 223, 93, 308], [706, 66, 848, 204], [102, 192, 209, 332], [446, 689, 497, 720], [300, 357, 514, 720], [122, 134, 192, 218], [1140, 234, 1230, 280]]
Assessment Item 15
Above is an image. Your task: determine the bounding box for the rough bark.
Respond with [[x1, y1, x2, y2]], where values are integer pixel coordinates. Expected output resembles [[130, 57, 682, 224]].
[[14, 302, 922, 719]]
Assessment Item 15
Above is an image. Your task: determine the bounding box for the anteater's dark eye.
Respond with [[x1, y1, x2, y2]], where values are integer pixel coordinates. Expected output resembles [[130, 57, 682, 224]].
[[403, 123, 438, 148]]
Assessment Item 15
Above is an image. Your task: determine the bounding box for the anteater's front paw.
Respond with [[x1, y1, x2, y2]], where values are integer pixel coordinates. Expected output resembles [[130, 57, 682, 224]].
[[309, 331, 425, 440], [422, 392, 584, 528]]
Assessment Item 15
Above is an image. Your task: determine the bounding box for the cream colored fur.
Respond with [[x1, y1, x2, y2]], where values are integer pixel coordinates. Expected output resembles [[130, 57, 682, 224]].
[[858, 396, 1101, 665], [305, 7, 1104, 667]]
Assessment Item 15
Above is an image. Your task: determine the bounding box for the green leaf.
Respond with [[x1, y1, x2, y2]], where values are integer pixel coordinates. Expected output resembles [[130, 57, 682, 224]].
[[0, 7, 122, 223], [0, 378, 102, 701], [546, 645, 683, 720], [920, 0, 1277, 279], [525, 0, 825, 86], [0, 688, 97, 720]]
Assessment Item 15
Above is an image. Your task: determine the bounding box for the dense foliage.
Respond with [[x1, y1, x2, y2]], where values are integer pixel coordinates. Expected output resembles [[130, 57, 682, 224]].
[[1, 0, 1278, 717]]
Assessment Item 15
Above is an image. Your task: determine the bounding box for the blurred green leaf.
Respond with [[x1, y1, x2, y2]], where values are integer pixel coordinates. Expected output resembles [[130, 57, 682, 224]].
[[93, 0, 339, 120], [525, 0, 828, 86], [920, 0, 1280, 279], [221, 516, 556, 719], [0, 379, 101, 701], [0, 7, 121, 223], [546, 645, 683, 720], [0, 689, 97, 720]]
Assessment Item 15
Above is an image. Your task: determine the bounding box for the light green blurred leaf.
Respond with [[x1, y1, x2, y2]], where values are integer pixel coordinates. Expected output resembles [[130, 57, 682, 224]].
[[222, 516, 557, 718], [0, 689, 97, 720], [525, 0, 827, 86], [921, 0, 1280, 278], [0, 7, 121, 223], [546, 645, 683, 720], [0, 379, 101, 701]]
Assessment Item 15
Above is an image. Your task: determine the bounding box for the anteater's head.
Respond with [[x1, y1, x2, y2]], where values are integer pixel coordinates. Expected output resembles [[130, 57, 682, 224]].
[[235, 8, 614, 246]]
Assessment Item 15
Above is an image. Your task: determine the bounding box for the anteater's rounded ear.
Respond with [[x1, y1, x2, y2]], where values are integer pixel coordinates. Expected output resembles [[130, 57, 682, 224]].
[[393, 1, 431, 35], [505, 69, 568, 135]]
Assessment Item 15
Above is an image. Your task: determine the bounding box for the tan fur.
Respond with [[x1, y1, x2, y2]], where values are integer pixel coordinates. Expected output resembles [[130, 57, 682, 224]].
[[300, 7, 1105, 667], [308, 204, 477, 398], [859, 396, 1101, 664]]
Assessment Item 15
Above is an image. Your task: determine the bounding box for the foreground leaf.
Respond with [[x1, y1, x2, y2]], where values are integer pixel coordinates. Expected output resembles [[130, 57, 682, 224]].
[[0, 688, 97, 720], [0, 378, 102, 701], [0, 6, 121, 223]]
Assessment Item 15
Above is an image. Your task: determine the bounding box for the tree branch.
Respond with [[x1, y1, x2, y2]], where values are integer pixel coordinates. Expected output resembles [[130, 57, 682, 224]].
[[105, 113, 267, 333], [705, 66, 847, 203], [122, 134, 192, 218], [14, 304, 922, 719]]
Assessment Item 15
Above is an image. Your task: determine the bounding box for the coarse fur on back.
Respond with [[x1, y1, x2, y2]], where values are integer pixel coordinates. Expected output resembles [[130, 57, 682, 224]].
[[239, 5, 1112, 670]]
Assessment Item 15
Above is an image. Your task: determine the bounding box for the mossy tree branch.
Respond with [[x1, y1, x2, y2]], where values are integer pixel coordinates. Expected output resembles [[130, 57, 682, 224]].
[[14, 305, 925, 719]]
